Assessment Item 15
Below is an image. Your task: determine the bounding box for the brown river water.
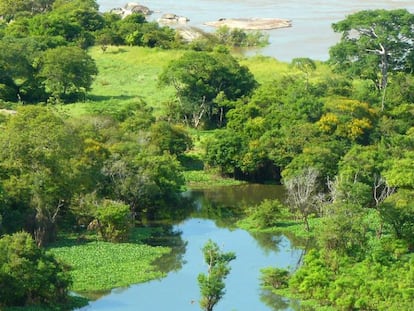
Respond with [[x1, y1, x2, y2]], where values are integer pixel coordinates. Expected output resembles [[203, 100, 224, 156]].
[[97, 0, 414, 61]]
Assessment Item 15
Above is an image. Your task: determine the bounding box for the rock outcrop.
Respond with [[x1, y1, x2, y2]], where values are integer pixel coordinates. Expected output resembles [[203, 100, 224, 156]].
[[158, 13, 189, 25], [205, 18, 292, 30], [176, 27, 204, 42], [110, 2, 152, 19], [124, 3, 152, 15]]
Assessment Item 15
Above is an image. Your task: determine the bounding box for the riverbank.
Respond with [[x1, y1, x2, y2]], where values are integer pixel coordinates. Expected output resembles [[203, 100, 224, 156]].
[[97, 0, 414, 62]]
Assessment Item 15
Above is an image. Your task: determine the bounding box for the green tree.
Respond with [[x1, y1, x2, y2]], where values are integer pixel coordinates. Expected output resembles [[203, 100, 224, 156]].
[[38, 45, 97, 100], [159, 51, 257, 128], [215, 25, 269, 47], [198, 240, 236, 311], [380, 189, 414, 247], [290, 57, 316, 89], [383, 151, 414, 189], [103, 148, 185, 219], [260, 267, 290, 289], [318, 203, 370, 258], [147, 121, 193, 156], [329, 9, 414, 110], [0, 106, 83, 246], [204, 129, 245, 176], [0, 0, 55, 22], [245, 199, 286, 229], [0, 231, 71, 307], [0, 37, 46, 102], [88, 200, 133, 242]]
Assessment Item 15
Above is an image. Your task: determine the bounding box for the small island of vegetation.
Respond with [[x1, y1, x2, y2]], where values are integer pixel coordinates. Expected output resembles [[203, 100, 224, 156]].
[[0, 1, 413, 311]]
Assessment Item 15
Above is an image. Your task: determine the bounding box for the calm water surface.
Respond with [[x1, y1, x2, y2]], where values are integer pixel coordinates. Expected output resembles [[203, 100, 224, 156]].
[[79, 184, 303, 311], [97, 0, 414, 61]]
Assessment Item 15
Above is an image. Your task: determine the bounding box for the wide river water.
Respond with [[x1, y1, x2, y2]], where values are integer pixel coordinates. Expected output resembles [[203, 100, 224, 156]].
[[78, 184, 304, 311], [97, 0, 414, 61]]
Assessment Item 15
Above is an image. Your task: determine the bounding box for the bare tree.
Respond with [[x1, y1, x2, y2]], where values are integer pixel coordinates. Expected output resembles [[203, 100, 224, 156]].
[[285, 167, 320, 231], [373, 174, 395, 238]]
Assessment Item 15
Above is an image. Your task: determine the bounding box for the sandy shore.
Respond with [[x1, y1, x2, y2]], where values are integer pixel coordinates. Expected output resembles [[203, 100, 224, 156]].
[[204, 18, 292, 30]]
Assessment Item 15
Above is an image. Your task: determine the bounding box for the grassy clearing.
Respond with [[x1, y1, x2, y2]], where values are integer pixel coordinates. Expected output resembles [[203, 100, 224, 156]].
[[239, 55, 291, 83], [240, 55, 332, 84], [59, 46, 333, 118], [62, 46, 184, 117], [47, 229, 170, 293]]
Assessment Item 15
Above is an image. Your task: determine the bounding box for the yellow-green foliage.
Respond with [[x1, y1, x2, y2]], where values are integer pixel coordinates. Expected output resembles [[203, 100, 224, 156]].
[[240, 55, 331, 84], [62, 47, 333, 118], [317, 98, 377, 141], [49, 241, 170, 292], [239, 55, 291, 83]]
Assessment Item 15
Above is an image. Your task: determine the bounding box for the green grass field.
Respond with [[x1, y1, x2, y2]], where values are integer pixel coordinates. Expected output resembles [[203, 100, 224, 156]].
[[63, 45, 331, 119], [63, 46, 184, 117]]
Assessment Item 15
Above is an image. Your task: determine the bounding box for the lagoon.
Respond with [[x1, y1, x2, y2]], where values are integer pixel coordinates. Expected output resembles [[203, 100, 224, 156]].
[[78, 185, 303, 311], [97, 0, 414, 61]]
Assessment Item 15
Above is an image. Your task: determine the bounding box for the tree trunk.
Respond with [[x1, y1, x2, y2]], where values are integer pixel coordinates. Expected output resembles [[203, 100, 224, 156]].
[[303, 215, 310, 232], [34, 201, 62, 247], [380, 47, 389, 111]]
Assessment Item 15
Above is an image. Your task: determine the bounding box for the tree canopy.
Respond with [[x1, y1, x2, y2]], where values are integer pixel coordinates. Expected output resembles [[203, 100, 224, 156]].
[[329, 9, 414, 110], [38, 45, 98, 100], [159, 50, 257, 128], [0, 231, 71, 307]]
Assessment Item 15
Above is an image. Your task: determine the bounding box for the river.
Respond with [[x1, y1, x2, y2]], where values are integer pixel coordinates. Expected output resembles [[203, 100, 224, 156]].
[[96, 0, 414, 61], [78, 184, 304, 311]]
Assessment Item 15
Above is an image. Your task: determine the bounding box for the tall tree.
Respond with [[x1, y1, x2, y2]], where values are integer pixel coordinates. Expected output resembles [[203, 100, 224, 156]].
[[159, 51, 257, 128], [284, 167, 321, 231], [0, 106, 82, 246], [0, 0, 55, 22], [329, 9, 414, 110], [0, 37, 46, 102], [198, 240, 236, 311], [38, 46, 97, 100]]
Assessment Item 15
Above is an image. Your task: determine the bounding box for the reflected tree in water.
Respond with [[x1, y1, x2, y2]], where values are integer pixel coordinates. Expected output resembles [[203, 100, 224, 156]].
[[143, 225, 188, 274], [260, 289, 302, 311], [249, 232, 283, 255]]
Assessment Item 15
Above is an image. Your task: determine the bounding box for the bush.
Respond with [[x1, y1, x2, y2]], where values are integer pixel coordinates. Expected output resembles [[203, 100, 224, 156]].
[[92, 200, 132, 242], [260, 267, 290, 289], [247, 199, 286, 229]]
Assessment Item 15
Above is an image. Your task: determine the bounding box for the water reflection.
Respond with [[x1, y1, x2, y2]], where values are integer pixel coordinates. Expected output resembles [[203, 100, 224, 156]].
[[79, 184, 303, 311], [249, 231, 284, 255], [144, 225, 188, 274], [184, 184, 286, 228], [260, 289, 303, 311]]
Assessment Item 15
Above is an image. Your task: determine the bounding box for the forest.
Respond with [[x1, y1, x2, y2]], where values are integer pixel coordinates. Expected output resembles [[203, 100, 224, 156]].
[[0, 0, 413, 310]]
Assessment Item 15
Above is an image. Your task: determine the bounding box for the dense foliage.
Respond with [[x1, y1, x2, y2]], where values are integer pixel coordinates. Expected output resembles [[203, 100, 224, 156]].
[[217, 9, 414, 310], [159, 50, 257, 128], [1, 1, 414, 309], [0, 231, 71, 308]]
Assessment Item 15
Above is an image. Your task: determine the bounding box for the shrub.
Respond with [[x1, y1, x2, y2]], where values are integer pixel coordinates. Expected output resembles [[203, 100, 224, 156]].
[[247, 199, 286, 229], [260, 267, 290, 289]]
